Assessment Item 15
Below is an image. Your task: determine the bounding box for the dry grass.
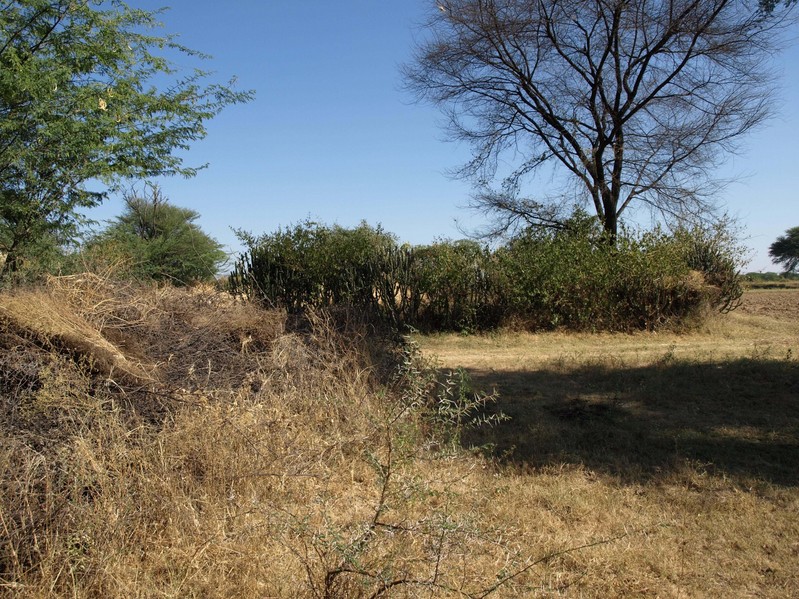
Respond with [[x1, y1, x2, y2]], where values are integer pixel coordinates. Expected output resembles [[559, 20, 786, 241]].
[[0, 289, 154, 385], [1, 280, 797, 597], [417, 289, 799, 597], [0, 277, 536, 597]]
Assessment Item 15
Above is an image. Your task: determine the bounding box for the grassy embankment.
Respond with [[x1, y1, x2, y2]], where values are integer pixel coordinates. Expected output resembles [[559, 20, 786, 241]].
[[1, 277, 797, 597]]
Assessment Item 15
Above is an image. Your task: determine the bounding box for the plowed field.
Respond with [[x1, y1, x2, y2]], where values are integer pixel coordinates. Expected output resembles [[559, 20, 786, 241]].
[[739, 288, 799, 322]]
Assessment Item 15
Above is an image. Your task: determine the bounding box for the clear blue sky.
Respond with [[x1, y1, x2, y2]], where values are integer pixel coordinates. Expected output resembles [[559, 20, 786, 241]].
[[90, 1, 798, 272]]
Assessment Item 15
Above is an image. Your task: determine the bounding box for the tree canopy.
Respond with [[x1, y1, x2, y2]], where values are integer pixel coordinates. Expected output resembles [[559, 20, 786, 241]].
[[769, 226, 799, 273], [405, 0, 795, 238], [0, 0, 252, 278], [88, 186, 227, 284]]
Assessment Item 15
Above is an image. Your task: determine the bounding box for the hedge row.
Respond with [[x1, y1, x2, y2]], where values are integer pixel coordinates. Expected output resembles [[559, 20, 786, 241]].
[[229, 216, 743, 333]]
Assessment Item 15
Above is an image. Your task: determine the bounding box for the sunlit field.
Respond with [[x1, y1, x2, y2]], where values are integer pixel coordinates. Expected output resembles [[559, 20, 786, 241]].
[[3, 1, 799, 596], [417, 289, 799, 597], [1, 282, 797, 597]]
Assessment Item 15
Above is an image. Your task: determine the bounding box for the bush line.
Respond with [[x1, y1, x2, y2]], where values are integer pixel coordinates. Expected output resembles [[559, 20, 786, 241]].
[[229, 214, 743, 333]]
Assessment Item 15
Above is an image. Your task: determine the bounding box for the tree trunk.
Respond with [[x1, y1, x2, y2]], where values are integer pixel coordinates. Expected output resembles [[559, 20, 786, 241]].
[[601, 188, 619, 242], [0, 249, 20, 279]]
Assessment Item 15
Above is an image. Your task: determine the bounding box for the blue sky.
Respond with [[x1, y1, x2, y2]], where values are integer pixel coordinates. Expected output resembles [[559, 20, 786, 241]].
[[90, 1, 798, 272]]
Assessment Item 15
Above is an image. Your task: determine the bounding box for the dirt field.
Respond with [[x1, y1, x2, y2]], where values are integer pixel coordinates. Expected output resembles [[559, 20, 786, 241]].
[[739, 288, 799, 322]]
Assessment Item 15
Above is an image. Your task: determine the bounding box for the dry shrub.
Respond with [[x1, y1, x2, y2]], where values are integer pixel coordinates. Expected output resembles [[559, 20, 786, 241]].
[[0, 289, 153, 386], [42, 273, 286, 391], [0, 276, 539, 597]]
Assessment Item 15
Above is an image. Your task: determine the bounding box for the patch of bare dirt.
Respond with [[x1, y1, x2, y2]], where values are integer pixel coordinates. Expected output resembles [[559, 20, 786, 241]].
[[738, 289, 799, 322]]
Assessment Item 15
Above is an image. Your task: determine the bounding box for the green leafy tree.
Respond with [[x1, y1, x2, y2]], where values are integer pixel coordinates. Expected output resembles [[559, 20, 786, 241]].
[[0, 0, 252, 278], [769, 226, 799, 273], [88, 186, 227, 285]]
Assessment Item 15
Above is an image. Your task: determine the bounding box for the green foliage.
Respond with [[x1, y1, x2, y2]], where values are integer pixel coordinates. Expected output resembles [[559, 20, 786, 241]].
[[0, 0, 252, 279], [499, 214, 676, 330], [395, 336, 507, 453], [231, 216, 745, 333], [230, 222, 501, 332], [411, 240, 503, 332], [674, 220, 745, 313], [497, 213, 744, 331], [769, 226, 799, 274], [0, 228, 75, 285], [83, 186, 226, 285], [230, 221, 397, 311]]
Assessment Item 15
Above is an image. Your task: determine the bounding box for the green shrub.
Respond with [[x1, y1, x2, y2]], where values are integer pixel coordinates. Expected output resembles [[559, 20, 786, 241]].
[[495, 212, 742, 331], [229, 220, 397, 313], [230, 215, 745, 333], [411, 240, 503, 332], [674, 220, 744, 313], [81, 187, 227, 285], [230, 226, 505, 332]]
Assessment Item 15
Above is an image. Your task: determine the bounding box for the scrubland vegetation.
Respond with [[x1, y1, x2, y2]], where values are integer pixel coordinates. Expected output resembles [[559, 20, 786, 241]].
[[1, 270, 797, 597], [2, 2, 798, 596], [0, 200, 791, 598], [231, 215, 743, 334], [0, 274, 552, 597]]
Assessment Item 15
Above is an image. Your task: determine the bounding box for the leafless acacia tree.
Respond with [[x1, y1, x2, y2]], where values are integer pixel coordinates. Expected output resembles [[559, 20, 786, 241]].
[[405, 0, 795, 238]]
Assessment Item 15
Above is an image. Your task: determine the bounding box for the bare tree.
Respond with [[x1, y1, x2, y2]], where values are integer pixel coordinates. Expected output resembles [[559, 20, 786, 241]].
[[405, 0, 795, 238]]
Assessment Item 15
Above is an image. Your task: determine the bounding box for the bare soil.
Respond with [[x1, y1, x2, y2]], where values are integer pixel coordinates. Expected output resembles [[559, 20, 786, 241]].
[[738, 288, 799, 322]]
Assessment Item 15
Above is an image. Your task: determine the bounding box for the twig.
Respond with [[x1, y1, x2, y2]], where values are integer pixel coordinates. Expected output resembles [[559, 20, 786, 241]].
[[474, 523, 671, 598]]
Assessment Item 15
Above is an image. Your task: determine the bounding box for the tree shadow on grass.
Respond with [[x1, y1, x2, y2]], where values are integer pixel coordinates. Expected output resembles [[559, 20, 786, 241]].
[[462, 357, 799, 486]]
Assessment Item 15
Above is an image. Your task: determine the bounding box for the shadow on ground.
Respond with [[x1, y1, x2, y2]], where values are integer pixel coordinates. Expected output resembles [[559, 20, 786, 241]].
[[461, 357, 799, 486]]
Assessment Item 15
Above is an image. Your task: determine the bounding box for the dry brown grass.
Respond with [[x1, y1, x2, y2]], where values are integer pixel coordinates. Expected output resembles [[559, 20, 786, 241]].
[[0, 289, 154, 385], [0, 276, 538, 597], [417, 289, 799, 597], [1, 281, 797, 597], [420, 289, 799, 368]]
